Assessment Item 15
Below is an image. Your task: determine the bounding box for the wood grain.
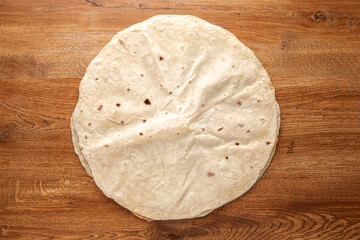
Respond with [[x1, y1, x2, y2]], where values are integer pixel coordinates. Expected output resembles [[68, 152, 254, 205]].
[[1, 0, 360, 239]]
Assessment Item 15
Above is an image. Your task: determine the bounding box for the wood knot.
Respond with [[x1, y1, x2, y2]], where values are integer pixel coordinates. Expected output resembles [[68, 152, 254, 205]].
[[0, 224, 10, 235], [313, 11, 327, 23], [0, 123, 15, 142], [287, 141, 295, 154], [138, 2, 143, 8], [0, 129, 11, 142]]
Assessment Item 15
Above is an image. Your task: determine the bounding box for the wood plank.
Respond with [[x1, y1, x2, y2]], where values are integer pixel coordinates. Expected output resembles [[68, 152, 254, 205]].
[[1, 0, 360, 239]]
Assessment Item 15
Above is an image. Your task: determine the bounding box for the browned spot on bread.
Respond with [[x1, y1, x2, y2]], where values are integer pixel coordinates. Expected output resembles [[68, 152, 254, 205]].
[[144, 99, 151, 105], [232, 65, 235, 68], [235, 142, 240, 146], [214, 107, 218, 110], [80, 110, 83, 113], [217, 127, 223, 131], [202, 128, 205, 131], [266, 141, 271, 145], [165, 112, 168, 114], [239, 124, 244, 128], [127, 88, 130, 92], [247, 129, 250, 133], [257, 99, 261, 103], [160, 84, 163, 88], [225, 156, 229, 160], [169, 92, 172, 95], [116, 103, 121, 107], [139, 132, 143, 136], [121, 121, 124, 124], [140, 74, 144, 77], [143, 119, 146, 123], [84, 136, 88, 139], [189, 81, 192, 84], [159, 56, 164, 61], [104, 144, 109, 148], [177, 132, 180, 135], [95, 78, 99, 81], [98, 105, 103, 111], [149, 136, 152, 138], [207, 172, 215, 177], [177, 85, 179, 88], [201, 104, 204, 107], [237, 101, 242, 106], [88, 123, 92, 126], [181, 67, 184, 70]]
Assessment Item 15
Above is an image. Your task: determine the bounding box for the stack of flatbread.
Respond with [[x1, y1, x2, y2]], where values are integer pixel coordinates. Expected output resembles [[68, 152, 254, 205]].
[[71, 15, 280, 220]]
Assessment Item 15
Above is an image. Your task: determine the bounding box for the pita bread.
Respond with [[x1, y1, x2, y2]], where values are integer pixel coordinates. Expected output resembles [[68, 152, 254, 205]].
[[71, 15, 280, 220]]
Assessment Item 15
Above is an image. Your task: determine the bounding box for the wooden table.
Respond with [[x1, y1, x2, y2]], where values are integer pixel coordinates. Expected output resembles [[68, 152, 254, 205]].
[[1, 0, 360, 239]]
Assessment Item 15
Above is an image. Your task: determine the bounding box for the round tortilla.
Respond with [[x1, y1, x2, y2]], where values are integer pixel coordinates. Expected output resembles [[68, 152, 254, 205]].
[[71, 15, 280, 220]]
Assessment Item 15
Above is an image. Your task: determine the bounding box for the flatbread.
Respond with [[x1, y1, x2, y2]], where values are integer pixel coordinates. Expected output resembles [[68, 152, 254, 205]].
[[71, 15, 280, 220]]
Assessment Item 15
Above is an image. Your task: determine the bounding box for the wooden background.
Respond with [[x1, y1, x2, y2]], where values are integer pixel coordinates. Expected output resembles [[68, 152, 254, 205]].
[[1, 0, 360, 239]]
